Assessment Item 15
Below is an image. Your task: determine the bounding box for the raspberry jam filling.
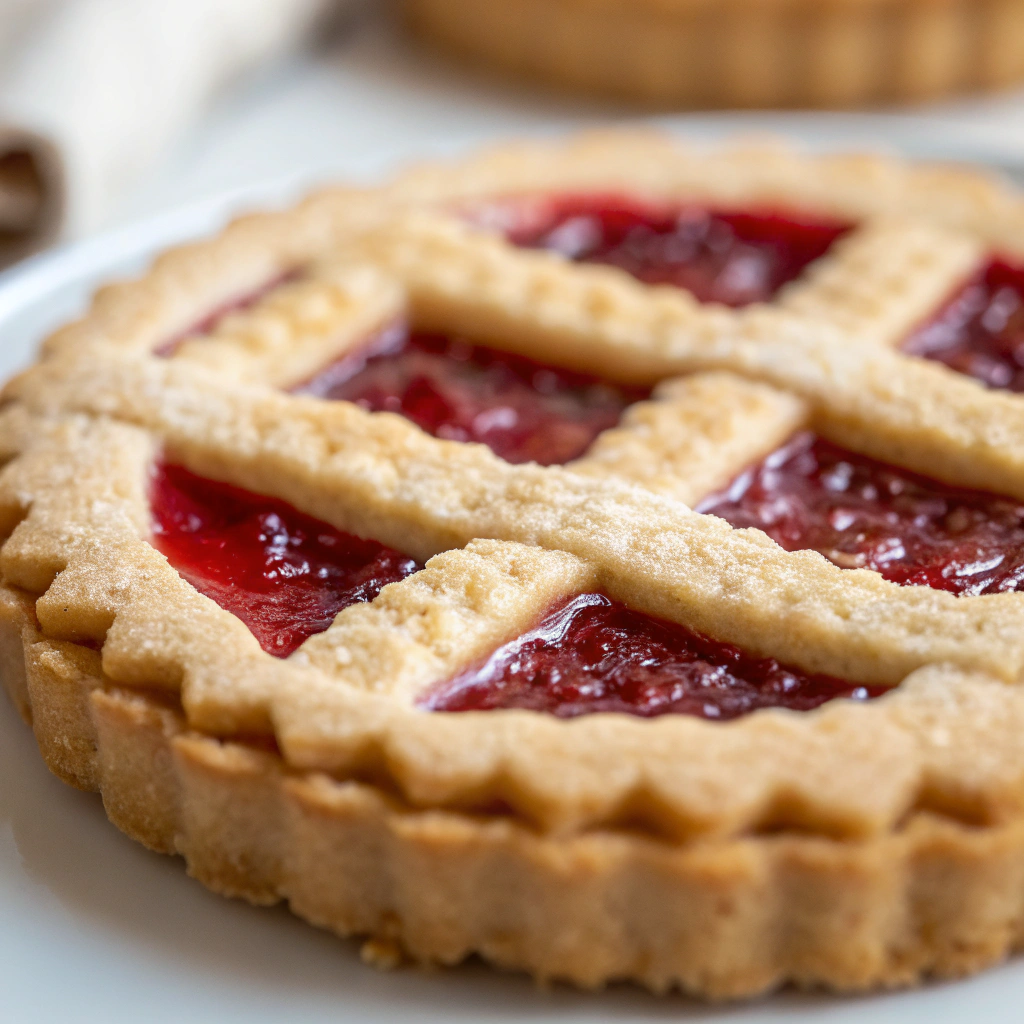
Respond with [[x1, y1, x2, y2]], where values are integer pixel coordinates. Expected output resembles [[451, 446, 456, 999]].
[[422, 592, 878, 720], [904, 259, 1024, 392], [697, 431, 1024, 596], [294, 324, 648, 465], [502, 195, 851, 307], [150, 462, 420, 656]]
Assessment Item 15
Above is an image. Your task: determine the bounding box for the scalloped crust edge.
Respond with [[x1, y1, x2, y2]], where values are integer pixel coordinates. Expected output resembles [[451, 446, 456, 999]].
[[3, 583, 1024, 998]]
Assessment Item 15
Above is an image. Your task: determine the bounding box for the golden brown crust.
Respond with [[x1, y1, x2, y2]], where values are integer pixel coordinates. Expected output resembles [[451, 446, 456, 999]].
[[7, 588, 1024, 999], [403, 0, 1024, 108], [7, 132, 1024, 995], [568, 372, 810, 506]]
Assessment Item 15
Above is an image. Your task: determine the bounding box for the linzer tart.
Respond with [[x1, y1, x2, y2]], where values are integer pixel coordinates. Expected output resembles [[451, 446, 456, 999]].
[[9, 133, 1024, 999], [402, 0, 1024, 108]]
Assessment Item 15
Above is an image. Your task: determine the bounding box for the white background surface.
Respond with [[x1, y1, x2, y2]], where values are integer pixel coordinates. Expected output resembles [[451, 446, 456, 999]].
[[4, 10, 1024, 1021]]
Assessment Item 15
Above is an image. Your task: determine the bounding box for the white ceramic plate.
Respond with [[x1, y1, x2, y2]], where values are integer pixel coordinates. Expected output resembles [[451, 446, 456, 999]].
[[3, 137, 1024, 1024]]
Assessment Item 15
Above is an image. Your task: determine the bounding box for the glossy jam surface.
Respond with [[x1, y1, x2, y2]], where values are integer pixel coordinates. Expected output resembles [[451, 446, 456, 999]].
[[698, 432, 1024, 596], [502, 195, 851, 307], [151, 463, 420, 656], [905, 259, 1024, 392], [295, 325, 647, 465], [422, 593, 877, 720]]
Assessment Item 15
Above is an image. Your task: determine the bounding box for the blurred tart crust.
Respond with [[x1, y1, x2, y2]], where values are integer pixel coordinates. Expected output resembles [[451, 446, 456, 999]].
[[403, 0, 1024, 108]]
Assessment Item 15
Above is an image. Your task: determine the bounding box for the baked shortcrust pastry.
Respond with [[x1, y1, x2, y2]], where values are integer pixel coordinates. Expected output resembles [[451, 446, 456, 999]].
[[10, 133, 1024, 998], [403, 0, 1024, 108]]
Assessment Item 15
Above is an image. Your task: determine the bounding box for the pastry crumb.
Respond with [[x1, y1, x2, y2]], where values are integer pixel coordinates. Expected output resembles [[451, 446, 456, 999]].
[[361, 936, 405, 971]]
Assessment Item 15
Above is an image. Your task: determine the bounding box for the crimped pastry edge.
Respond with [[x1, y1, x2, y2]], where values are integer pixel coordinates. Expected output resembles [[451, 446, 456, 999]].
[[5, 584, 1024, 999]]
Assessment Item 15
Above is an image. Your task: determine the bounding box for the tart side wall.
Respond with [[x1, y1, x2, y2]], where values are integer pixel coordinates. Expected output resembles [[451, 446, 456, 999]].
[[3, 582, 1024, 997], [402, 0, 1024, 108]]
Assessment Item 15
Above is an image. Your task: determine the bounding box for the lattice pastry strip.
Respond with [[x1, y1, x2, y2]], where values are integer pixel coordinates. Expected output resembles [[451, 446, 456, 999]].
[[775, 216, 982, 345], [10, 227, 1024, 651], [52, 220, 1021, 513], [568, 372, 809, 506], [123, 214, 1014, 577], [366, 207, 983, 351], [8, 361, 1024, 670], [171, 261, 405, 390], [23, 213, 1015, 511], [325, 218, 1024, 496]]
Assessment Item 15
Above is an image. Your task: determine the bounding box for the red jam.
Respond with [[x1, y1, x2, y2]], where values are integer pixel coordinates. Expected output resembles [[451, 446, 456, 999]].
[[697, 431, 1024, 596], [904, 259, 1024, 392], [294, 324, 648, 465], [422, 592, 877, 719], [503, 195, 851, 307], [150, 463, 420, 656]]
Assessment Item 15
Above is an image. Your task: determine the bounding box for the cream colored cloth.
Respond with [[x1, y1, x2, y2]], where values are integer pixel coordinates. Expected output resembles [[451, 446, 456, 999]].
[[0, 0, 337, 266]]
